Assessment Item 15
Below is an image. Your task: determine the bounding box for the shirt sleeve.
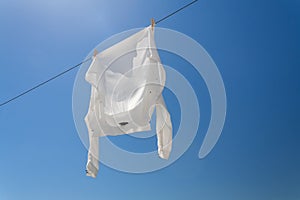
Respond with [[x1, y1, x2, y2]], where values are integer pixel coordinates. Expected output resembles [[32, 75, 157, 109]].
[[155, 94, 172, 159], [84, 86, 100, 178]]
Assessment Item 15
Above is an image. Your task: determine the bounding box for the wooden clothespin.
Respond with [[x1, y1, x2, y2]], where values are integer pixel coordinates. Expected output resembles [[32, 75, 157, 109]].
[[93, 49, 98, 58], [151, 18, 155, 31]]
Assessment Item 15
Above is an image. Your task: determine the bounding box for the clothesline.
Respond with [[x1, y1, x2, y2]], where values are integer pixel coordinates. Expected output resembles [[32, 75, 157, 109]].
[[0, 0, 199, 108]]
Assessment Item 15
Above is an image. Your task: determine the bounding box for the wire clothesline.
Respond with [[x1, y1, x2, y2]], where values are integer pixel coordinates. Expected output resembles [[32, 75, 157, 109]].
[[0, 0, 199, 108]]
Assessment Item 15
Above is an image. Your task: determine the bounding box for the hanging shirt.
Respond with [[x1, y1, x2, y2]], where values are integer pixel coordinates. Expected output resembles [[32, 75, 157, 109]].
[[84, 26, 172, 178]]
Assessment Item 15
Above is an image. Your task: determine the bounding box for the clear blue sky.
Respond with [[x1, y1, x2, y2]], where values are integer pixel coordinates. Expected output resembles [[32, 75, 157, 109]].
[[0, 0, 299, 199]]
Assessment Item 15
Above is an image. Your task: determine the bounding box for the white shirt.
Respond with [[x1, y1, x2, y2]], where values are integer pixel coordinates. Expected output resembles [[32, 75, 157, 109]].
[[85, 27, 172, 178]]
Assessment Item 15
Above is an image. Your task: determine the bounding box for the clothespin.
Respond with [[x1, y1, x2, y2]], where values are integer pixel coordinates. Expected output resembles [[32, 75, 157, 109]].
[[151, 18, 155, 31], [93, 49, 98, 58]]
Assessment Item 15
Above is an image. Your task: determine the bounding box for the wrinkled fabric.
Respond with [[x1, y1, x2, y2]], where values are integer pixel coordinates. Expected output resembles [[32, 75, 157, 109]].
[[85, 27, 172, 178]]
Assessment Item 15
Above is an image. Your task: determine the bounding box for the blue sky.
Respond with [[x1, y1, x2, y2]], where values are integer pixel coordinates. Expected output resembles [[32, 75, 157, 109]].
[[0, 0, 299, 199]]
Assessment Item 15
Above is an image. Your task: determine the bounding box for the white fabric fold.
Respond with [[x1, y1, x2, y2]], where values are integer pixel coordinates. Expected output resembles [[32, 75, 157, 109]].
[[85, 26, 172, 177]]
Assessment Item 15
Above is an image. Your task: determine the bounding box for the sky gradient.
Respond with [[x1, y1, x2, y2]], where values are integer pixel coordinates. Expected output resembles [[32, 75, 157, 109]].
[[0, 0, 299, 199]]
